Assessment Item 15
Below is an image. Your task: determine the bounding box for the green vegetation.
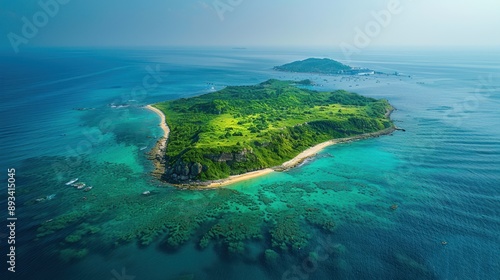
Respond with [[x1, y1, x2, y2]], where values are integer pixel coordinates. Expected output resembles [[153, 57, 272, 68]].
[[153, 79, 393, 183], [274, 58, 375, 75]]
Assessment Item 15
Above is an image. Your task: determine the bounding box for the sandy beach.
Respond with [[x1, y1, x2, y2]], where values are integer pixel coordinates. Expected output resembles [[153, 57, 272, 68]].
[[280, 140, 337, 169], [201, 140, 342, 188], [203, 168, 275, 188], [146, 105, 170, 138], [280, 127, 396, 169], [145, 104, 395, 188], [145, 105, 170, 178]]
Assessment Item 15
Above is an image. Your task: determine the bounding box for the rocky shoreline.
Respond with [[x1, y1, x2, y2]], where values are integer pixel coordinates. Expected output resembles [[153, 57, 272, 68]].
[[148, 136, 167, 178]]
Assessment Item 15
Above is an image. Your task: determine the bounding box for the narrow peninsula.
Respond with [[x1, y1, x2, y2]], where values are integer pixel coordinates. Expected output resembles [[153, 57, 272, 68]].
[[148, 79, 395, 188]]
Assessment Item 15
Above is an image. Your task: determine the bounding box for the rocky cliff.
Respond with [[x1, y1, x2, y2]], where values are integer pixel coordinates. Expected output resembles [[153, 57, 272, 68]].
[[163, 148, 253, 184]]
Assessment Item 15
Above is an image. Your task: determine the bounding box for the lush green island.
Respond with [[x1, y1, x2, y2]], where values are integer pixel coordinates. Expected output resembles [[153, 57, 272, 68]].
[[150, 79, 394, 186], [274, 58, 378, 75]]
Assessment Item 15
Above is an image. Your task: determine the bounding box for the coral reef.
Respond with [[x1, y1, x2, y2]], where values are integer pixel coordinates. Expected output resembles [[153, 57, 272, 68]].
[[37, 211, 85, 239], [22, 156, 400, 270], [269, 209, 309, 251], [59, 248, 89, 263], [199, 212, 264, 253], [264, 249, 280, 266], [303, 207, 336, 232]]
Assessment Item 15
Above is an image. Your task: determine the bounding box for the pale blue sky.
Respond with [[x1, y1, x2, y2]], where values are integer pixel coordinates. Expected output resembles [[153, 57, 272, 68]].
[[1, 0, 499, 51]]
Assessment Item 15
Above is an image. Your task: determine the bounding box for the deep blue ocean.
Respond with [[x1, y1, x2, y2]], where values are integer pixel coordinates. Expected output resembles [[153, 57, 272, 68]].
[[0, 47, 499, 280]]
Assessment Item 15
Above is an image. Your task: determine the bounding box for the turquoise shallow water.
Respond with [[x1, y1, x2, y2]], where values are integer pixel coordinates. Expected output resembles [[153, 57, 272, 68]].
[[0, 48, 499, 280]]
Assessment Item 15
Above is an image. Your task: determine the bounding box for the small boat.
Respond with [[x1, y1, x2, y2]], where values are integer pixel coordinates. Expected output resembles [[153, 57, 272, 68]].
[[140, 146, 148, 151], [65, 178, 78, 185], [142, 191, 151, 195], [73, 182, 86, 189], [84, 186, 93, 192]]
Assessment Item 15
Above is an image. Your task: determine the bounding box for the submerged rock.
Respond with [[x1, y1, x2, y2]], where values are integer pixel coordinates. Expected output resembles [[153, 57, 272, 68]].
[[264, 249, 280, 264], [59, 248, 89, 263]]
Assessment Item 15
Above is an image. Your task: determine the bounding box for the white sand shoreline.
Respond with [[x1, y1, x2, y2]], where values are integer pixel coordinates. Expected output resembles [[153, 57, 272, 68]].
[[145, 105, 170, 178], [204, 168, 275, 188], [145, 105, 170, 138]]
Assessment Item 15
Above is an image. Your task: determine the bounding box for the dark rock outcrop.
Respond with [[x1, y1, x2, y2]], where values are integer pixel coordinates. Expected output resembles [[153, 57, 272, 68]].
[[163, 149, 253, 184], [207, 148, 251, 163]]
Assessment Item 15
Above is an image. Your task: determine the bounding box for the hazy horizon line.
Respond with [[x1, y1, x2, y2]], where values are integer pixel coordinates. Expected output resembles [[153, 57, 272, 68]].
[[2, 44, 499, 52]]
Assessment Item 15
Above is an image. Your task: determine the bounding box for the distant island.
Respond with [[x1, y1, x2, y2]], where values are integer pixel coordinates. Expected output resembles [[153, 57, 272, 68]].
[[148, 79, 394, 188], [274, 58, 379, 76]]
